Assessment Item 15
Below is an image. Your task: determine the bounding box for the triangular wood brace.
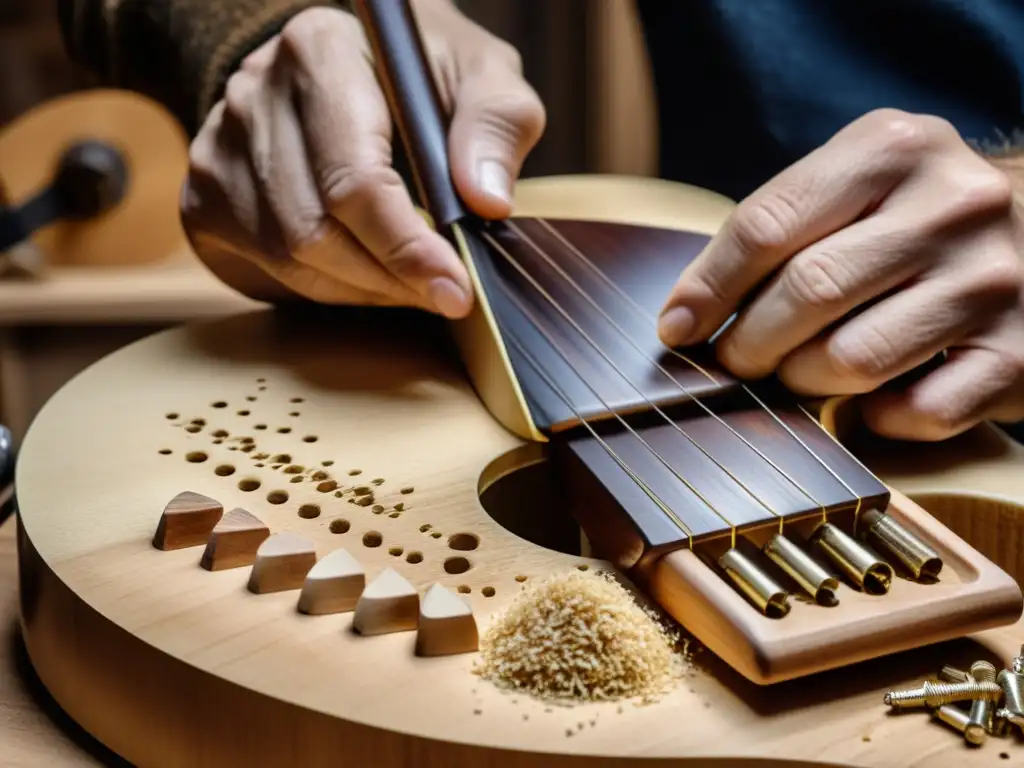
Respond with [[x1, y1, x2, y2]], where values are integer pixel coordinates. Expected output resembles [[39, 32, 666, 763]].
[[247, 531, 317, 594], [352, 567, 419, 635], [297, 548, 366, 615], [415, 583, 478, 656], [199, 507, 269, 571], [153, 491, 223, 550]]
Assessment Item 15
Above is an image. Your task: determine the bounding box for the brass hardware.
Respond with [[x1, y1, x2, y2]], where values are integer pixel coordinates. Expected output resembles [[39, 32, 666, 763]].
[[997, 662, 1024, 731], [968, 661, 997, 735], [857, 508, 943, 580], [811, 522, 894, 595], [883, 680, 1002, 709], [932, 705, 986, 746], [762, 534, 839, 606], [995, 708, 1024, 735], [939, 665, 970, 684], [718, 547, 790, 618]]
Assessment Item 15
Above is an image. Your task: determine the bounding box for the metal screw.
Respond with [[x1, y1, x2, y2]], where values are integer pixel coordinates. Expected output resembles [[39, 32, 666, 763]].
[[884, 680, 1002, 709], [938, 665, 971, 684], [995, 707, 1024, 734], [1000, 651, 1024, 728], [932, 705, 986, 746], [968, 661, 997, 735]]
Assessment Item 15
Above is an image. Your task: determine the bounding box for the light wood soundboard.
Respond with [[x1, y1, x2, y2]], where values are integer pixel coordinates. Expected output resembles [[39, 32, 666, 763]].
[[11, 175, 1024, 767]]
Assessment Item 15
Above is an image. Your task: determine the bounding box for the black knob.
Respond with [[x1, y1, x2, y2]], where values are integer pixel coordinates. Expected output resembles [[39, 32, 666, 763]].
[[52, 140, 129, 219], [0, 425, 11, 490]]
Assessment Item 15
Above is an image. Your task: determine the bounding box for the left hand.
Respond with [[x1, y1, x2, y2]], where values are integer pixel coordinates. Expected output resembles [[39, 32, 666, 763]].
[[657, 108, 1024, 441]]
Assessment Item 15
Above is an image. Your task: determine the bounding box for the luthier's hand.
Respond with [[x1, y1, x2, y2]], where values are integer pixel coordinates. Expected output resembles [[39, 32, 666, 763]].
[[180, 0, 544, 317], [658, 109, 1024, 441]]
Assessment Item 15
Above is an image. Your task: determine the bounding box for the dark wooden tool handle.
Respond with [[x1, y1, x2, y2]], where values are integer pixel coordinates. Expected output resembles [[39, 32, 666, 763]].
[[352, 0, 466, 230]]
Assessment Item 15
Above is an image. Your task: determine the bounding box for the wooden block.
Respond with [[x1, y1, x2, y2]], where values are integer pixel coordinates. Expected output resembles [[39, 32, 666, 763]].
[[247, 531, 317, 594], [352, 567, 418, 636], [297, 548, 365, 615], [199, 507, 269, 571], [152, 491, 223, 550], [415, 583, 478, 656]]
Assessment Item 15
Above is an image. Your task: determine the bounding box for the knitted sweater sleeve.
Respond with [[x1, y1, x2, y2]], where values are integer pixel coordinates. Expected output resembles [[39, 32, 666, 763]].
[[55, 0, 343, 135]]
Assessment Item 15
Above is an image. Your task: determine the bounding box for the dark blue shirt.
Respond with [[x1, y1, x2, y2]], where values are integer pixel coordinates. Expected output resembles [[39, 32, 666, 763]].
[[636, 0, 1024, 200]]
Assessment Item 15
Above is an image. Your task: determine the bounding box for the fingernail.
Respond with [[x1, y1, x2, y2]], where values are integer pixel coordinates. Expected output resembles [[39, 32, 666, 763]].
[[658, 306, 696, 347], [477, 159, 511, 204], [427, 277, 470, 318]]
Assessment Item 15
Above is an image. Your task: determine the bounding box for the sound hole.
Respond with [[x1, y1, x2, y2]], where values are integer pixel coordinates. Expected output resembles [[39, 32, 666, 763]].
[[478, 446, 583, 556]]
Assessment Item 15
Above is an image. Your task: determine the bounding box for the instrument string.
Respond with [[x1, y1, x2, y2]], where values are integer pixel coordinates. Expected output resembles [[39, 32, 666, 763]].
[[493, 274, 722, 547], [528, 216, 876, 523], [504, 218, 828, 527], [503, 336, 698, 547], [480, 228, 776, 545]]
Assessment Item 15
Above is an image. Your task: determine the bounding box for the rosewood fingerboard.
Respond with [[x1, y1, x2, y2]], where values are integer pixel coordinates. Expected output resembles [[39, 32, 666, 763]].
[[469, 216, 889, 552]]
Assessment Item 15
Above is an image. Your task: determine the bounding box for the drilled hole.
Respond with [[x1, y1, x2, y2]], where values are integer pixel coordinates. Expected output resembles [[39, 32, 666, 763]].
[[457, 585, 471, 594], [388, 547, 404, 557], [191, 418, 206, 426], [444, 556, 471, 575], [278, 427, 292, 434], [290, 397, 304, 403], [481, 586, 495, 598], [258, 386, 267, 391], [267, 490, 288, 505], [238, 478, 261, 492], [237, 410, 250, 416], [284, 465, 304, 474], [289, 411, 300, 417], [577, 564, 589, 571], [247, 396, 258, 402], [348, 468, 362, 476], [303, 435, 318, 443], [298, 503, 320, 519], [400, 486, 414, 494], [317, 480, 338, 493], [330, 518, 350, 534], [322, 460, 334, 467], [372, 505, 384, 514], [212, 401, 227, 408], [214, 464, 235, 476], [362, 531, 383, 548], [406, 551, 423, 564], [419, 524, 432, 532], [186, 451, 208, 463], [448, 533, 479, 551], [515, 575, 528, 583], [388, 512, 400, 519], [212, 429, 229, 438], [431, 532, 442, 539], [256, 378, 266, 383], [255, 424, 267, 430], [165, 413, 178, 420], [185, 425, 201, 434], [158, 448, 172, 455]]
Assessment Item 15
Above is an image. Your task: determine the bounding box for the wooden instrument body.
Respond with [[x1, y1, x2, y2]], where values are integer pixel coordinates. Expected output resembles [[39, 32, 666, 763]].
[[14, 175, 1024, 767]]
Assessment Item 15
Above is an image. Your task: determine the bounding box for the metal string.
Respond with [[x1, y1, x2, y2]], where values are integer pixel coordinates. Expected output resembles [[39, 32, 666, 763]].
[[528, 216, 878, 522], [506, 218, 828, 527], [480, 228, 778, 545], [494, 274, 719, 547]]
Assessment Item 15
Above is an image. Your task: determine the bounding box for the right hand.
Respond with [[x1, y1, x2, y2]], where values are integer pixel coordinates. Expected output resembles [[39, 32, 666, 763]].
[[181, 0, 545, 317]]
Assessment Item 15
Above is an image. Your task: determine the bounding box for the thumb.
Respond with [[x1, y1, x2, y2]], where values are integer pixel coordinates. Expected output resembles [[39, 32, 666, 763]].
[[447, 60, 546, 219]]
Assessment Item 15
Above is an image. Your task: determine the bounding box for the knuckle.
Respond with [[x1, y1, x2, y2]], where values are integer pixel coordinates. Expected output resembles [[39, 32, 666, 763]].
[[476, 88, 547, 146], [780, 251, 847, 310], [728, 191, 803, 255], [947, 165, 1014, 218], [863, 108, 954, 156], [319, 164, 404, 214], [826, 327, 896, 384], [964, 252, 1024, 299], [223, 72, 255, 123], [279, 7, 357, 67]]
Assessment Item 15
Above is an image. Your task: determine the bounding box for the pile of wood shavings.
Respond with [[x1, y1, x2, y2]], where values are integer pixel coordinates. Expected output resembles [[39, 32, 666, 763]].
[[473, 569, 690, 705]]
